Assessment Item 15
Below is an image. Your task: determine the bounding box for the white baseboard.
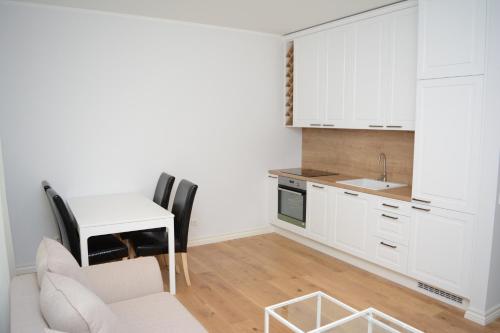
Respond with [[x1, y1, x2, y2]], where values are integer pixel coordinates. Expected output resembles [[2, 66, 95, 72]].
[[188, 226, 273, 247], [465, 304, 500, 326], [15, 265, 36, 275]]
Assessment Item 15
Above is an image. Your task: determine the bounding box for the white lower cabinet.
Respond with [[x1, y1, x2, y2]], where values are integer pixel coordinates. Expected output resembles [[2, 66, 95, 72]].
[[266, 175, 278, 225], [408, 205, 473, 297], [306, 182, 329, 243], [328, 188, 370, 259], [368, 236, 409, 275]]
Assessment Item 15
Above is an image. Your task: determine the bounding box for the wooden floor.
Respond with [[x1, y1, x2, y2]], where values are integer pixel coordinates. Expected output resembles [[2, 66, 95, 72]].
[[159, 233, 500, 333]]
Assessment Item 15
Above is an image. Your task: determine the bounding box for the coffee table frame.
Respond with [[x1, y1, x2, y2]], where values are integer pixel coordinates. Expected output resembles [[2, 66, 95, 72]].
[[264, 291, 424, 333]]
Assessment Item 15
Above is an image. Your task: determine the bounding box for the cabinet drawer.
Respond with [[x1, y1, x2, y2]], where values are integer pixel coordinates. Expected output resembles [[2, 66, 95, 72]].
[[375, 197, 411, 216], [369, 237, 409, 275], [372, 209, 410, 246]]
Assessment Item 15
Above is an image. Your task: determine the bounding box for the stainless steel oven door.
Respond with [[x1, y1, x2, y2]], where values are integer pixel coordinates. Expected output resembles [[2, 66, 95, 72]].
[[277, 185, 306, 228]]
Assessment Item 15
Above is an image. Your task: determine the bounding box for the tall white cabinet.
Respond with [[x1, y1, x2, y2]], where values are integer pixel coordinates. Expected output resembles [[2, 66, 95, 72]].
[[292, 1, 417, 130], [409, 0, 487, 299]]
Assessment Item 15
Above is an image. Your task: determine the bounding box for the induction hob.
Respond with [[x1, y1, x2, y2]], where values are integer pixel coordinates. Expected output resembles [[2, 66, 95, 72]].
[[280, 168, 339, 177]]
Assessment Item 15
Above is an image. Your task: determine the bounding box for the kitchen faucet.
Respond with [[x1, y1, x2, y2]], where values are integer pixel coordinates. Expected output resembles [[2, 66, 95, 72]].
[[378, 153, 387, 182]]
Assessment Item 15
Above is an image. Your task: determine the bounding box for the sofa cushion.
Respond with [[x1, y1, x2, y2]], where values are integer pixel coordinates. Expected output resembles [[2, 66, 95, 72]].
[[109, 292, 207, 333], [36, 237, 87, 288], [40, 272, 118, 333]]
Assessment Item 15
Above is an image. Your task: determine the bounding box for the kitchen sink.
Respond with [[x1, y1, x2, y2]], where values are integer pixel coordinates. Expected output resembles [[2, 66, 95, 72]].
[[336, 178, 406, 191]]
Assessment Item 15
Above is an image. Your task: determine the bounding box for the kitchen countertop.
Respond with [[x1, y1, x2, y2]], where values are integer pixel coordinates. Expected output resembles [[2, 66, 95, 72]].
[[269, 169, 412, 202]]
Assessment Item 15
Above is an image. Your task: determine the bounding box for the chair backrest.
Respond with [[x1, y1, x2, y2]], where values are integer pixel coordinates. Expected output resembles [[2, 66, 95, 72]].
[[171, 179, 198, 252], [42, 181, 70, 248], [153, 172, 175, 209], [46, 188, 82, 265]]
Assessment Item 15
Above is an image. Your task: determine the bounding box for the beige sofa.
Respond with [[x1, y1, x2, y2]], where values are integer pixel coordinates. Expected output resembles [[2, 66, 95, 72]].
[[10, 239, 206, 333]]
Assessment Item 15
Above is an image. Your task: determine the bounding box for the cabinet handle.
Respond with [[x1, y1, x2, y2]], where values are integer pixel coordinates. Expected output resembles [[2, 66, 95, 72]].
[[381, 214, 398, 220], [382, 203, 399, 209], [412, 197, 431, 204], [380, 241, 397, 249], [412, 206, 431, 212], [322, 124, 335, 127], [369, 125, 384, 128], [268, 175, 278, 179], [344, 191, 358, 196], [312, 184, 325, 189], [386, 125, 403, 128], [310, 123, 321, 126]]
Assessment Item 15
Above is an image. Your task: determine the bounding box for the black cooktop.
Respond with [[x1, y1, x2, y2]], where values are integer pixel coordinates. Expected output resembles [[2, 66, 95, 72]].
[[280, 168, 339, 177]]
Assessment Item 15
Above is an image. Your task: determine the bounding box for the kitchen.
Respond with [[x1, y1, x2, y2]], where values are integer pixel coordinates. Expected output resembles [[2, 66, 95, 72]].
[[267, 0, 498, 325]]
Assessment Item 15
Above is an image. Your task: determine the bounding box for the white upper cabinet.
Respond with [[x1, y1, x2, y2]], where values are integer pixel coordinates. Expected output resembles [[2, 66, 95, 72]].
[[292, 2, 417, 130], [418, 0, 486, 79], [408, 205, 473, 297], [293, 33, 326, 127], [386, 6, 418, 129], [324, 26, 354, 128], [412, 76, 483, 213], [306, 182, 329, 243], [351, 15, 388, 129]]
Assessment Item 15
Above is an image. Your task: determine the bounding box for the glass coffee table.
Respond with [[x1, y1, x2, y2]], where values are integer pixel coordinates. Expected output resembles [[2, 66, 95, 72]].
[[264, 291, 423, 333]]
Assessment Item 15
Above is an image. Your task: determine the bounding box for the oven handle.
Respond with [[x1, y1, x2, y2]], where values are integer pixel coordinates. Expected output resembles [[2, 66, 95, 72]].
[[278, 187, 305, 196]]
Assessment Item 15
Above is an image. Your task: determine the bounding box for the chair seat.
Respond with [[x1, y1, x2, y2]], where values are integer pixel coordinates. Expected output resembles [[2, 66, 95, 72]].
[[88, 235, 129, 265], [131, 231, 182, 257]]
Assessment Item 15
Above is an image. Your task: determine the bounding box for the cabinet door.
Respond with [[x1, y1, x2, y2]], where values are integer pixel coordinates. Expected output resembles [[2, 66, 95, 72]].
[[386, 6, 417, 130], [412, 76, 483, 213], [266, 175, 278, 225], [329, 189, 370, 258], [306, 183, 328, 243], [408, 206, 473, 296], [351, 15, 389, 129], [418, 0, 486, 78], [324, 26, 354, 128], [293, 33, 326, 127]]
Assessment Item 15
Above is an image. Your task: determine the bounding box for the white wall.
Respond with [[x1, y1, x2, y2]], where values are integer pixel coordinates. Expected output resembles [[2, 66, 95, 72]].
[[0, 140, 15, 333], [0, 1, 301, 269], [466, 0, 500, 325]]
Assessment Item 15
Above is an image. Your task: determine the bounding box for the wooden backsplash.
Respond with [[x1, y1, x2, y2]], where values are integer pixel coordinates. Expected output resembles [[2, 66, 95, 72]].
[[302, 129, 415, 185]]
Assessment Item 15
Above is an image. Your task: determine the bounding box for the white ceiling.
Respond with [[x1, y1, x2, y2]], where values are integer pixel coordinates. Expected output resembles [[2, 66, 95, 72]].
[[12, 0, 402, 35]]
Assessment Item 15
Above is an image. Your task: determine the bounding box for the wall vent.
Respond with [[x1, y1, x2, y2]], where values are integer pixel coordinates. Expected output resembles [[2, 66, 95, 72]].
[[417, 282, 463, 304]]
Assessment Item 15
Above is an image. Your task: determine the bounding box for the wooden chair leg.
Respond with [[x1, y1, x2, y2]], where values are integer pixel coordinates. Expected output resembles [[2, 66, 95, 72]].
[[181, 253, 191, 286], [174, 253, 180, 274]]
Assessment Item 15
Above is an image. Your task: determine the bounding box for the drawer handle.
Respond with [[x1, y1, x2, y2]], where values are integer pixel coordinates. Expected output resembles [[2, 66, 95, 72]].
[[381, 214, 398, 220], [382, 203, 399, 209], [412, 197, 431, 204], [268, 175, 278, 179], [310, 123, 322, 126], [344, 191, 358, 196], [312, 184, 324, 189], [322, 124, 335, 127], [412, 206, 431, 212], [380, 241, 397, 249], [386, 125, 403, 128], [369, 125, 384, 128]]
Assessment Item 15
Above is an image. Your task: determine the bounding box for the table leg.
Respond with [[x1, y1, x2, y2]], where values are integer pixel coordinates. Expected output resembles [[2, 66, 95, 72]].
[[167, 219, 176, 295], [80, 232, 89, 267]]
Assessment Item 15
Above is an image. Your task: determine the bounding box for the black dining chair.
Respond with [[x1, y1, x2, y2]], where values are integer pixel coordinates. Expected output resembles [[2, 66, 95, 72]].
[[46, 187, 129, 266], [42, 181, 69, 248], [131, 179, 198, 286], [121, 172, 175, 240]]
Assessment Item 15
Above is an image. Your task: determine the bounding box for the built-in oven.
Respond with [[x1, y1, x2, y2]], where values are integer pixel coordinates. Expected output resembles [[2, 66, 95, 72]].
[[278, 176, 307, 228]]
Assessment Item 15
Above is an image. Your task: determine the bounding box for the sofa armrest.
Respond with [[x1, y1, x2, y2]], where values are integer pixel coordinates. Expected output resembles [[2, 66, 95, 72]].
[[81, 257, 164, 304]]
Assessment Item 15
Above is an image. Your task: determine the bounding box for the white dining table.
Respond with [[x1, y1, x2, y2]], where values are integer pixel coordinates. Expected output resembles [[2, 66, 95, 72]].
[[67, 193, 176, 294]]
